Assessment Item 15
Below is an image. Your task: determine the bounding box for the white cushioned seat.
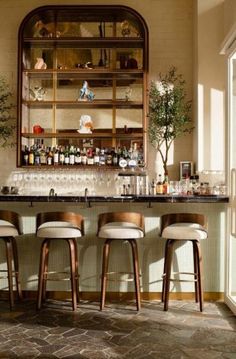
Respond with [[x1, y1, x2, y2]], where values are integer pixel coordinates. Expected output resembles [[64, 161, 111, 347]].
[[98, 221, 144, 239], [161, 222, 207, 240], [37, 221, 82, 238], [0, 225, 19, 237]]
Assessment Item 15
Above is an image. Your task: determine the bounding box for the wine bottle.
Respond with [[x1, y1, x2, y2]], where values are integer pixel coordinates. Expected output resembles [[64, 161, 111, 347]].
[[69, 145, 75, 165], [156, 174, 163, 194], [59, 146, 65, 165], [29, 146, 35, 165], [64, 146, 70, 165], [23, 146, 29, 165], [163, 172, 170, 194], [75, 147, 81, 165], [53, 146, 59, 165]]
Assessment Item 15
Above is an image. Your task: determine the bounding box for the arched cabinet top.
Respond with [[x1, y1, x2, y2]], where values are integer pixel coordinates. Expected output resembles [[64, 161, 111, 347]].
[[17, 5, 148, 169]]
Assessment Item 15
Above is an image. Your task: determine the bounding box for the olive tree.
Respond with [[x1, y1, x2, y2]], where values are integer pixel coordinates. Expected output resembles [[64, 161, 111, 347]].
[[148, 66, 193, 174], [0, 76, 16, 147]]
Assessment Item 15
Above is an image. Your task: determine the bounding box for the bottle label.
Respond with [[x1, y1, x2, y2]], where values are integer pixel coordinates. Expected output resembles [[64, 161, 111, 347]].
[[54, 153, 59, 164], [65, 157, 69, 165], [24, 154, 29, 165], [87, 157, 94, 165], [29, 153, 34, 165], [59, 154, 65, 164], [35, 156, 40, 165], [69, 155, 75, 165], [75, 155, 81, 164]]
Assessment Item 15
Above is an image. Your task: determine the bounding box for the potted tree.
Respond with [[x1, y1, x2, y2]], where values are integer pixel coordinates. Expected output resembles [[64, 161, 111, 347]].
[[0, 76, 16, 147], [148, 66, 193, 175]]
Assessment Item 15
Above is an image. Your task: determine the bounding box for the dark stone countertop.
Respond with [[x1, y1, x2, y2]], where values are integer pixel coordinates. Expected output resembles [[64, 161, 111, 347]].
[[0, 194, 229, 203]]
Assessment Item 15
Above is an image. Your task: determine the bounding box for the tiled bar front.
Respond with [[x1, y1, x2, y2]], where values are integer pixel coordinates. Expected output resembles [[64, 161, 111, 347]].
[[0, 196, 228, 299]]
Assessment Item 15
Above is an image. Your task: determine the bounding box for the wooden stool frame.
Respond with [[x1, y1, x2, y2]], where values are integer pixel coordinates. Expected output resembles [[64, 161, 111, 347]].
[[36, 212, 84, 311], [0, 210, 23, 309], [160, 213, 207, 312], [98, 212, 144, 311]]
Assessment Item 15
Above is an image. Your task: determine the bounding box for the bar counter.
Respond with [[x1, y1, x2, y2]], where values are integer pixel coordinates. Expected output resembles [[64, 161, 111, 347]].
[[0, 192, 229, 298], [0, 193, 229, 203]]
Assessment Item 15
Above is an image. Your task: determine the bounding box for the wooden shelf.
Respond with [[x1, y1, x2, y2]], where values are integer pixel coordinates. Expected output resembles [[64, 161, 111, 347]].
[[21, 132, 144, 139], [23, 37, 144, 48], [22, 100, 143, 109]]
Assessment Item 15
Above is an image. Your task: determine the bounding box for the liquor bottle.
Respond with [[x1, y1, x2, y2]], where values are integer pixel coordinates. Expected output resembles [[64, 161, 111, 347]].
[[81, 148, 87, 165], [75, 147, 81, 165], [59, 146, 65, 165], [94, 148, 100, 166], [53, 146, 59, 165], [47, 147, 53, 165], [29, 146, 35, 165], [34, 145, 41, 165], [112, 148, 118, 166], [156, 174, 163, 194], [87, 147, 94, 165], [69, 145, 75, 165], [23, 146, 29, 165], [99, 148, 106, 165], [40, 145, 47, 165], [150, 179, 156, 195], [163, 172, 170, 194], [64, 146, 70, 165], [106, 148, 113, 166]]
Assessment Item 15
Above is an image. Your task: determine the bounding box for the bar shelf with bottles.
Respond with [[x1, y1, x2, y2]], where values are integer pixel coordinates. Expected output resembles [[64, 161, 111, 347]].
[[17, 5, 148, 168], [22, 143, 144, 168]]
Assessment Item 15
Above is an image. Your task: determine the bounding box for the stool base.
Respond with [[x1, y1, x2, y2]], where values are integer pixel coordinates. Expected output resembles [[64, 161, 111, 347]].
[[162, 239, 203, 312], [100, 238, 141, 311], [1, 237, 22, 309], [37, 237, 79, 311]]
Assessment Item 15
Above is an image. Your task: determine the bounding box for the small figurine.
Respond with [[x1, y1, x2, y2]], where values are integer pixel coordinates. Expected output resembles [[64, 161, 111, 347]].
[[29, 86, 46, 101], [78, 80, 95, 101], [125, 86, 132, 101], [78, 115, 93, 134], [34, 58, 47, 70], [120, 20, 140, 37], [34, 20, 55, 37]]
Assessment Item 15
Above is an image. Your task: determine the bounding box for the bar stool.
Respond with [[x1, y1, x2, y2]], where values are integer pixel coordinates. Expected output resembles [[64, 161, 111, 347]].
[[36, 211, 84, 311], [0, 210, 23, 309], [97, 212, 145, 311], [160, 213, 208, 312]]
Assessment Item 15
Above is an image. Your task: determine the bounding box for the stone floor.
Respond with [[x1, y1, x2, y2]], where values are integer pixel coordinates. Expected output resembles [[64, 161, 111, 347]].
[[0, 299, 236, 358]]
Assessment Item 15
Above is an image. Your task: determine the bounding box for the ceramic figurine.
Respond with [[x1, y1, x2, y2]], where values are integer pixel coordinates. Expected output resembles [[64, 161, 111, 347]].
[[78, 115, 93, 133], [29, 87, 46, 101], [34, 58, 47, 70], [34, 20, 55, 37], [78, 80, 95, 101]]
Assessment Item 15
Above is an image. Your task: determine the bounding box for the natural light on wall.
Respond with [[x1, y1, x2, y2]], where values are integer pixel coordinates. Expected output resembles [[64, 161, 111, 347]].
[[210, 88, 224, 170], [198, 84, 204, 171]]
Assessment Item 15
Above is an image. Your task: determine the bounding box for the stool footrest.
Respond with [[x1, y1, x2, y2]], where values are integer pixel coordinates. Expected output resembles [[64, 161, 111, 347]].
[[103, 271, 141, 282]]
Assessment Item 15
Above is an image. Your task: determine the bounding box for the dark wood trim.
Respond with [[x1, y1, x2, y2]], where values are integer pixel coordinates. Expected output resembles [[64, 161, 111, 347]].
[[36, 211, 84, 235]]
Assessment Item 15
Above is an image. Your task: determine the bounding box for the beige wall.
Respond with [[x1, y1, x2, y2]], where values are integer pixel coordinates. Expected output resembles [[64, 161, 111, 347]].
[[0, 0, 194, 183], [197, 0, 226, 174]]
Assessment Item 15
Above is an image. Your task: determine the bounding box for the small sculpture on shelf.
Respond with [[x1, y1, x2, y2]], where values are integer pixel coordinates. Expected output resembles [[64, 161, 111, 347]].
[[34, 58, 47, 70], [33, 20, 55, 37], [120, 20, 140, 37], [77, 115, 93, 134], [78, 80, 95, 101], [29, 86, 46, 101], [125, 86, 132, 101]]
